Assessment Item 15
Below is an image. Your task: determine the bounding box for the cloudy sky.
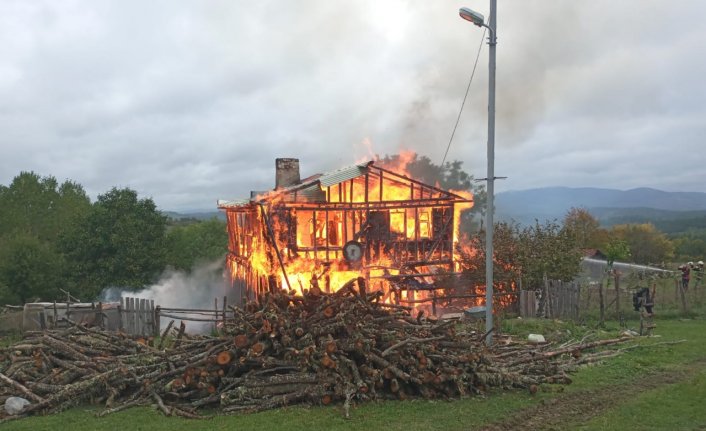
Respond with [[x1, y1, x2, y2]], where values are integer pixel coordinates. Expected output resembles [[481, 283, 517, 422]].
[[1, 0, 704, 211]]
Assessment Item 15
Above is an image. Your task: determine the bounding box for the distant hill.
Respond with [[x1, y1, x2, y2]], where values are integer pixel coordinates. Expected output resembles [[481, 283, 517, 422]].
[[162, 210, 225, 221], [495, 187, 706, 230], [591, 207, 706, 233]]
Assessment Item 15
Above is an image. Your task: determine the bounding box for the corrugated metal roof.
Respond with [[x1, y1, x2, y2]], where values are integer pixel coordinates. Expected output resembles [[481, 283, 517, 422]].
[[318, 162, 370, 188], [217, 199, 252, 208], [218, 161, 372, 206]]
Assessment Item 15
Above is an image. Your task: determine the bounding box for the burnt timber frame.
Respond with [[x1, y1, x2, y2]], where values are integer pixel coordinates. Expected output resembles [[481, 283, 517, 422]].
[[220, 163, 472, 305]]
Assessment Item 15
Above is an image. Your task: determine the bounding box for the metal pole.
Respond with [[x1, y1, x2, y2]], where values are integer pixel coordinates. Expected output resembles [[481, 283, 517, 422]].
[[485, 0, 497, 346]]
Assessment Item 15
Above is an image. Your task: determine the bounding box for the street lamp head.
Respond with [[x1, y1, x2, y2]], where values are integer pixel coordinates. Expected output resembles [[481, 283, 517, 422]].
[[459, 7, 484, 27]]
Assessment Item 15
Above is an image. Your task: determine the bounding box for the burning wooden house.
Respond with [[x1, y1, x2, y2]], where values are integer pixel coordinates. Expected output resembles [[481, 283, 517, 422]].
[[218, 157, 473, 311]]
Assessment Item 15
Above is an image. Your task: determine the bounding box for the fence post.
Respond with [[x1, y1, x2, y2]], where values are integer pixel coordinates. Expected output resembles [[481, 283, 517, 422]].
[[222, 296, 227, 331], [154, 305, 161, 337], [129, 297, 135, 335], [97, 301, 104, 329], [139, 299, 146, 336], [214, 297, 218, 334], [119, 298, 124, 331], [615, 272, 621, 317], [678, 282, 689, 314], [148, 300, 155, 336], [598, 278, 605, 326]]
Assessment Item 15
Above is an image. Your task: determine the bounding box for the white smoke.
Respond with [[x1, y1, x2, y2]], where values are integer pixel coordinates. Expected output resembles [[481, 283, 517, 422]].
[[99, 257, 231, 333], [127, 258, 227, 310]]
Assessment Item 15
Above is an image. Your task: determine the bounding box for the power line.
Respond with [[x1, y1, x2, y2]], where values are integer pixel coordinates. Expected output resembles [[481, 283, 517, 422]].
[[440, 27, 487, 168]]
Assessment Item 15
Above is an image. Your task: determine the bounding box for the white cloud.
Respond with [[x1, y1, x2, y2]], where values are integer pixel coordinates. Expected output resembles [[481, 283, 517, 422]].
[[1, 0, 705, 211]]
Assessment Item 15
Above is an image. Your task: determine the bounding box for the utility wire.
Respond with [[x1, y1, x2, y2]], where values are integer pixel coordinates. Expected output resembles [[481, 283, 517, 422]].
[[440, 27, 487, 168]]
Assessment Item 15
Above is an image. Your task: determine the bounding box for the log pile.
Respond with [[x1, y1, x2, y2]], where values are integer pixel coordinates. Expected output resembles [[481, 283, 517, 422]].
[[1, 278, 631, 420]]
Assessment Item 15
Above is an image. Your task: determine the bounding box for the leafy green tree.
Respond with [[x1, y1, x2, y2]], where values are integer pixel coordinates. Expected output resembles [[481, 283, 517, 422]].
[[671, 229, 706, 262], [62, 188, 167, 298], [610, 223, 674, 265], [164, 218, 227, 271], [0, 232, 65, 303], [0, 172, 91, 303], [0, 172, 90, 241], [604, 239, 631, 268], [515, 220, 583, 289]]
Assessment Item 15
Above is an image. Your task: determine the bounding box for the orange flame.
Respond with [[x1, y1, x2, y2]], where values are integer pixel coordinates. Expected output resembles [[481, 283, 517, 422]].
[[225, 155, 517, 315]]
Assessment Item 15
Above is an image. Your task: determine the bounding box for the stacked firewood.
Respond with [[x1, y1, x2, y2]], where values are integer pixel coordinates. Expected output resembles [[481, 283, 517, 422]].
[[1, 278, 630, 420]]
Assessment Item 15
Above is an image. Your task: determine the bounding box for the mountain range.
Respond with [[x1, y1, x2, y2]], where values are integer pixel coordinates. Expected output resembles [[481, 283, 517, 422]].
[[495, 187, 706, 229]]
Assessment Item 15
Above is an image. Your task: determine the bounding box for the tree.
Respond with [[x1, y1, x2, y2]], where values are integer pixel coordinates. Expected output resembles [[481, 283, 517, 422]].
[[164, 218, 228, 271], [563, 207, 603, 249], [671, 228, 706, 262], [0, 232, 65, 303], [604, 239, 631, 268], [0, 172, 91, 303], [62, 188, 167, 298], [0, 172, 91, 242], [610, 223, 674, 265], [457, 221, 520, 289], [515, 220, 583, 290]]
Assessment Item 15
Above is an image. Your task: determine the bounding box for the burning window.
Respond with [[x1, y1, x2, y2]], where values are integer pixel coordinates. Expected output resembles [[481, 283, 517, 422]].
[[390, 210, 408, 238], [390, 208, 431, 239], [295, 210, 344, 248], [327, 211, 343, 246], [418, 209, 431, 238], [296, 210, 314, 247]]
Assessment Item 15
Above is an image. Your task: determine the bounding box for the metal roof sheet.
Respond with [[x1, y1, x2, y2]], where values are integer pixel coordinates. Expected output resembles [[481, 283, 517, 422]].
[[318, 162, 370, 188], [217, 199, 253, 208]]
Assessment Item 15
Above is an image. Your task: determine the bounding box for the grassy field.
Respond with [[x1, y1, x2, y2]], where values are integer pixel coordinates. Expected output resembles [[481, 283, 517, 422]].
[[2, 310, 705, 431]]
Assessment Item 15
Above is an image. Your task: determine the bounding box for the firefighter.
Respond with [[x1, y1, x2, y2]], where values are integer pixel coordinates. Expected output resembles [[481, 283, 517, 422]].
[[679, 263, 691, 291]]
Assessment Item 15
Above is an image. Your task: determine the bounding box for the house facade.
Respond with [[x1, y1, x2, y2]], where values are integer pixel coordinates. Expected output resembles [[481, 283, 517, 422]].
[[218, 158, 472, 306]]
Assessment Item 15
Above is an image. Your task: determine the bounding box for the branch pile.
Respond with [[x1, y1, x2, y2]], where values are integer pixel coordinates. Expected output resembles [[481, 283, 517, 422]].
[[1, 278, 631, 420]]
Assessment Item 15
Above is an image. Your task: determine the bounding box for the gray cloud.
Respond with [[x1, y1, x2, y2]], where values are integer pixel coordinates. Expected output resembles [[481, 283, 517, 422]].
[[1, 0, 704, 211]]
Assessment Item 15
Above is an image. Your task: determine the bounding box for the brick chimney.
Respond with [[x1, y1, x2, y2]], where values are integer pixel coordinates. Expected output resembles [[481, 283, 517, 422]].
[[275, 158, 300, 189]]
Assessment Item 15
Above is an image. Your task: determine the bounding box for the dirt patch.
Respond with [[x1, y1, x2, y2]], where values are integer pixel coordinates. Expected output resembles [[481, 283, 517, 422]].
[[480, 358, 706, 431]]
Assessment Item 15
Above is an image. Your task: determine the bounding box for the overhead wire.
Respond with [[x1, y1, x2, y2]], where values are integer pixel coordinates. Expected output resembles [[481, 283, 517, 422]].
[[440, 27, 487, 168]]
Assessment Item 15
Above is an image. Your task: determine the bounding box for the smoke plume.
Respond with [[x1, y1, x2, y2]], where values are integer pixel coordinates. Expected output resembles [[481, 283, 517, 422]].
[[100, 258, 231, 333]]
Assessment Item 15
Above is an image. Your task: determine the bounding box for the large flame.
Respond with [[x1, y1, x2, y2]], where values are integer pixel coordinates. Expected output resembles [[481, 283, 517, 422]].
[[225, 156, 516, 315]]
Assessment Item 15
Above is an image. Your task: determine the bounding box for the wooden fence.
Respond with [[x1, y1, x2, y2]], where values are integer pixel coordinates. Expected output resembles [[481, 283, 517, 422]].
[[518, 290, 537, 318], [120, 297, 156, 337], [545, 280, 581, 320], [158, 296, 235, 335], [519, 280, 581, 321]]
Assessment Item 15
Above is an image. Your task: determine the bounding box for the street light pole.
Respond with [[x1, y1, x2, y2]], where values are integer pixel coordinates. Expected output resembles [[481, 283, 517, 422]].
[[460, 1, 497, 346]]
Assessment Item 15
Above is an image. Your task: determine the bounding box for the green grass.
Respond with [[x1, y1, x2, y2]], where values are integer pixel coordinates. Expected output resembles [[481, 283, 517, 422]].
[[1, 394, 538, 431], [580, 368, 706, 431], [3, 317, 706, 431]]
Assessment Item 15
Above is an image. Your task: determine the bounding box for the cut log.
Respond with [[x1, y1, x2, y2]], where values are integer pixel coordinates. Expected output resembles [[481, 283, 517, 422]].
[[216, 350, 233, 366]]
